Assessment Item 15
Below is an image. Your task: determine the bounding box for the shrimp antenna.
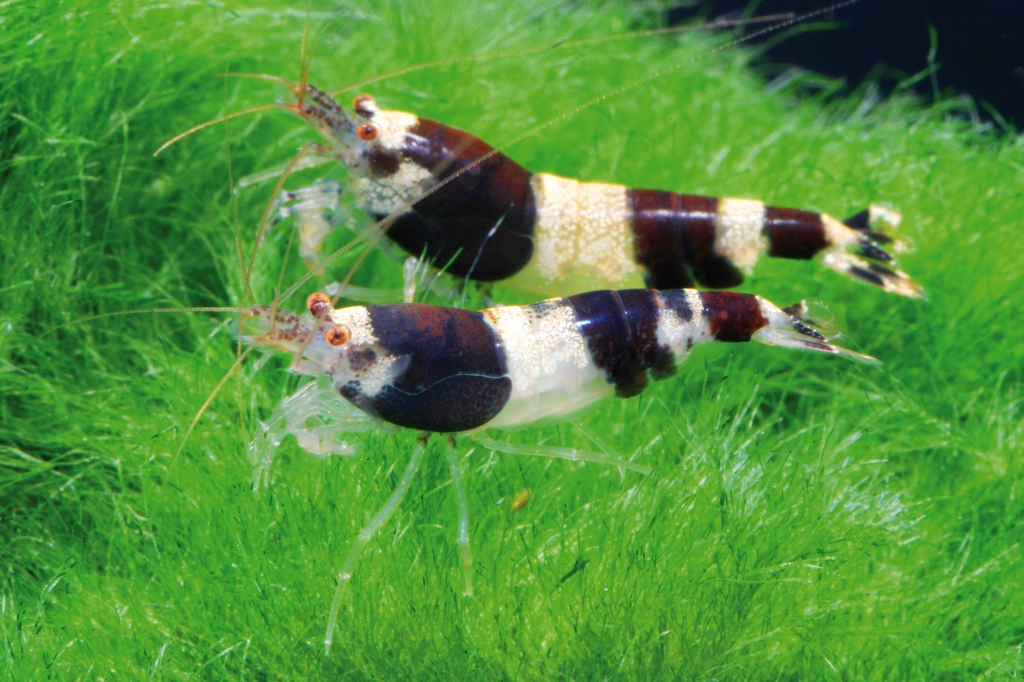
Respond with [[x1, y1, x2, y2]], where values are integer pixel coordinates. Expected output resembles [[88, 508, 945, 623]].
[[244, 143, 319, 292], [215, 73, 299, 89], [486, 0, 863, 150], [41, 306, 252, 337], [297, 0, 335, 108], [239, 7, 335, 302], [174, 344, 257, 460], [298, 3, 311, 109], [328, 12, 799, 95], [224, 115, 252, 430], [151, 7, 835, 158], [153, 103, 286, 157], [223, 111, 252, 305]]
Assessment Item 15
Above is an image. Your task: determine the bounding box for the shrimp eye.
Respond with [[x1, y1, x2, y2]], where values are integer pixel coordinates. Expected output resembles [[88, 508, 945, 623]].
[[306, 292, 332, 318], [325, 326, 350, 347], [356, 122, 380, 142], [353, 94, 377, 117]]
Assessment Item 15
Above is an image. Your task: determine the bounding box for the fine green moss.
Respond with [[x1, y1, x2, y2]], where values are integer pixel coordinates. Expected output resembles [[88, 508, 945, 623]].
[[1, 1, 1022, 679]]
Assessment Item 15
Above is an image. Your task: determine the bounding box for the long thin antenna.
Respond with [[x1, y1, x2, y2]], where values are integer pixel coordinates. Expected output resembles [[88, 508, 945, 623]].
[[152, 8, 821, 159], [328, 13, 798, 95], [42, 307, 251, 337], [153, 103, 284, 157], [243, 143, 320, 290], [224, 116, 252, 305], [215, 73, 297, 88], [224, 109, 250, 434], [298, 4, 311, 109], [174, 344, 257, 460]]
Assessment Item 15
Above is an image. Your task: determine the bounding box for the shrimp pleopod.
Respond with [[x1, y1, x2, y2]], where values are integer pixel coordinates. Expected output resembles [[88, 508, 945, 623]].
[[244, 287, 876, 652]]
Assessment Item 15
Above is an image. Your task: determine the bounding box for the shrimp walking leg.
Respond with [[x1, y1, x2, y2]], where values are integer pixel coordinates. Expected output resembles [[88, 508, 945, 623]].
[[319, 259, 459, 305], [237, 154, 334, 190], [403, 255, 419, 303], [249, 377, 374, 490], [472, 435, 652, 476], [444, 438, 474, 596], [269, 180, 346, 264], [322, 280, 405, 304], [575, 421, 628, 481], [325, 439, 427, 655]]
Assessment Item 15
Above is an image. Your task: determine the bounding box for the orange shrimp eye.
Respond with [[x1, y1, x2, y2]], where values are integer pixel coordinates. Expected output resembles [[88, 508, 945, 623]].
[[306, 292, 332, 318], [325, 326, 350, 347], [356, 122, 380, 142], [353, 94, 377, 117]]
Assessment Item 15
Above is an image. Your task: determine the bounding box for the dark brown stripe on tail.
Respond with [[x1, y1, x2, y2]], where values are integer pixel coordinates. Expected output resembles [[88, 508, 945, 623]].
[[764, 206, 828, 259], [566, 290, 648, 398], [628, 189, 698, 289], [628, 191, 744, 289], [699, 291, 767, 343]]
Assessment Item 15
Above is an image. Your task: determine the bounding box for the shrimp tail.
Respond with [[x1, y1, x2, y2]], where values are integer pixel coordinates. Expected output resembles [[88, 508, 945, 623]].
[[820, 205, 926, 300], [754, 298, 880, 365]]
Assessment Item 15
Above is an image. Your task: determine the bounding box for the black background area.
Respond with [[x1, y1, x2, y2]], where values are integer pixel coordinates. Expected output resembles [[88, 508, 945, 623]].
[[667, 0, 1024, 128]]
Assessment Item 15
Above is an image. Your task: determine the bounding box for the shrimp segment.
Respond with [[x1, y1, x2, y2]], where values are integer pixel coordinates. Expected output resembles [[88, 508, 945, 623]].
[[275, 88, 922, 298]]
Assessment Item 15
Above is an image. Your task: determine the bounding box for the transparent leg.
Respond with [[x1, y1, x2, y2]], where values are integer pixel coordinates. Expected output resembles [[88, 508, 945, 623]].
[[403, 256, 419, 303], [444, 439, 474, 596], [267, 180, 347, 265], [321, 257, 460, 305], [323, 280, 405, 304], [324, 440, 426, 656], [472, 434, 652, 475], [237, 151, 333, 189], [575, 421, 626, 481], [249, 378, 373, 492]]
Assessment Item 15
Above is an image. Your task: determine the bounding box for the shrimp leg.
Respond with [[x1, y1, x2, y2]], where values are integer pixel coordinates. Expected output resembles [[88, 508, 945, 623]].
[[321, 256, 460, 305], [269, 180, 347, 264], [324, 438, 426, 655], [249, 377, 375, 491], [472, 434, 652, 475], [444, 437, 474, 596], [575, 421, 628, 481]]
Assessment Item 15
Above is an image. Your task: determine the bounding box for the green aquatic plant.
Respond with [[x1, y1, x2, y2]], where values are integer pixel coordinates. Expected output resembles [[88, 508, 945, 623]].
[[1, 0, 1021, 678]]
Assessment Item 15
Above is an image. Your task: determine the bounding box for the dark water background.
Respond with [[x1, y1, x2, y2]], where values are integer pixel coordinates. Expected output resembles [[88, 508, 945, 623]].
[[668, 0, 1024, 128]]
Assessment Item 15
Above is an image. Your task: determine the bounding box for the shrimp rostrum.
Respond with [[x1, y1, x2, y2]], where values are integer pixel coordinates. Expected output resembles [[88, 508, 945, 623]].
[[271, 86, 923, 299], [244, 286, 876, 652]]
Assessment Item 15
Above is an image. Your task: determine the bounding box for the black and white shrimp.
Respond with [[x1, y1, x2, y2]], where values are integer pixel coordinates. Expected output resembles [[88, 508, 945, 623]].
[[158, 3, 922, 303], [261, 85, 922, 301], [243, 286, 876, 652]]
